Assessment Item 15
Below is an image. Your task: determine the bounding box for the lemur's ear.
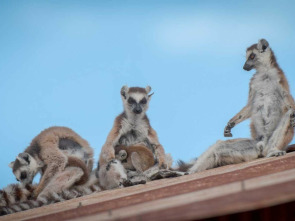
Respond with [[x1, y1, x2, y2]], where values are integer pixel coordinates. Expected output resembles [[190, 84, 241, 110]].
[[145, 86, 152, 94], [258, 39, 269, 52], [9, 161, 15, 168], [17, 153, 30, 165], [121, 85, 129, 99], [146, 86, 154, 98]]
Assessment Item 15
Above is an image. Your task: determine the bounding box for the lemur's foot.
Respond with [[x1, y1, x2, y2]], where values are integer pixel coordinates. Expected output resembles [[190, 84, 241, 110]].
[[122, 179, 146, 187], [290, 111, 295, 127], [224, 122, 235, 137], [150, 170, 185, 180], [266, 150, 286, 158]]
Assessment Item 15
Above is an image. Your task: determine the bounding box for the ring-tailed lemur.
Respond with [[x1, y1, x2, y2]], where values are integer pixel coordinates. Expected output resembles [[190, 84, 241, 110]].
[[9, 126, 94, 198], [0, 170, 101, 216], [189, 39, 295, 173], [98, 86, 171, 190], [224, 39, 295, 156]]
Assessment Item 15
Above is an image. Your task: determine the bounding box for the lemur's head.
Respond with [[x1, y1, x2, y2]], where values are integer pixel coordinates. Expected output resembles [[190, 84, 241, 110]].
[[9, 153, 43, 184], [120, 85, 154, 116], [243, 39, 274, 71]]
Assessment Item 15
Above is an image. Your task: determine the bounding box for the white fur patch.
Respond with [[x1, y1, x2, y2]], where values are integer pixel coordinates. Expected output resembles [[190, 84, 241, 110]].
[[129, 92, 146, 103]]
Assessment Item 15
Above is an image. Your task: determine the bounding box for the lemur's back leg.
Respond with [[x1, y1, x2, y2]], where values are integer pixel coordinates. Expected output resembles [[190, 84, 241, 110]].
[[264, 109, 294, 157], [189, 139, 260, 173], [38, 167, 84, 199], [131, 152, 144, 173]]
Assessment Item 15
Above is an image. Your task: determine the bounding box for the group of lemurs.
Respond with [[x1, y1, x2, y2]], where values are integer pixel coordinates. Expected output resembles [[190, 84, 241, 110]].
[[1, 39, 295, 216]]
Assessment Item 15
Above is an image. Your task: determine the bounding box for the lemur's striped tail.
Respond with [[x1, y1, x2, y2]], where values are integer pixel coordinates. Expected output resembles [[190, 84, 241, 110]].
[[0, 172, 101, 216], [0, 183, 36, 208]]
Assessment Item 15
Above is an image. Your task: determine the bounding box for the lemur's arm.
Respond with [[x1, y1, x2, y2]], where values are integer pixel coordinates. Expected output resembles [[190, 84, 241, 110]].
[[224, 87, 253, 137], [34, 149, 67, 197], [147, 127, 167, 168], [99, 118, 121, 166]]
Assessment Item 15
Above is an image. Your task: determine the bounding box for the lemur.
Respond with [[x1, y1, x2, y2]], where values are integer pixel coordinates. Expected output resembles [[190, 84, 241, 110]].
[[0, 170, 102, 216], [189, 39, 295, 173], [115, 145, 155, 172], [9, 126, 94, 198], [98, 86, 169, 190]]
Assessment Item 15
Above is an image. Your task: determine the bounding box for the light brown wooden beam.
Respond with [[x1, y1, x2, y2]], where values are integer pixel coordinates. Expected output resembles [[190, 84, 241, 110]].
[[76, 174, 295, 221]]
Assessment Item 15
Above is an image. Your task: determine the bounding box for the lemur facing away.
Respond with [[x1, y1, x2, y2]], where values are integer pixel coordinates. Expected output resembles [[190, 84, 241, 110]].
[[9, 126, 94, 198], [0, 170, 101, 216], [189, 39, 295, 173], [115, 145, 155, 172], [98, 86, 170, 190]]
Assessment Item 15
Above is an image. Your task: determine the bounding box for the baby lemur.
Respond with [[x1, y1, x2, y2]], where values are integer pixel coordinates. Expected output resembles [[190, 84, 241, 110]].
[[190, 39, 295, 173], [9, 126, 94, 197], [115, 145, 155, 172], [98, 86, 169, 189]]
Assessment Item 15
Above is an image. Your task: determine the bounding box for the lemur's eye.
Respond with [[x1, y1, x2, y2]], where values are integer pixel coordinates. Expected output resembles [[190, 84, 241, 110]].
[[128, 98, 136, 104], [249, 53, 255, 60], [140, 98, 147, 104], [20, 171, 27, 180]]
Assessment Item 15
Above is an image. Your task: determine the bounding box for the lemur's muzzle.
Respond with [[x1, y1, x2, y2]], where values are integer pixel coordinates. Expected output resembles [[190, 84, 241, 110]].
[[133, 105, 142, 114], [243, 62, 253, 71]]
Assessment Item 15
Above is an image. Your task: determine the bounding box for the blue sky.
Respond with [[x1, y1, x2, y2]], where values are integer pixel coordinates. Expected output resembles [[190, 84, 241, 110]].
[[0, 0, 295, 188]]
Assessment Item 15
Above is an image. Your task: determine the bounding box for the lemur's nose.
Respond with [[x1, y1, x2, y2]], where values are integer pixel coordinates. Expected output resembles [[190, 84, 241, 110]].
[[243, 63, 252, 71], [133, 106, 142, 114]]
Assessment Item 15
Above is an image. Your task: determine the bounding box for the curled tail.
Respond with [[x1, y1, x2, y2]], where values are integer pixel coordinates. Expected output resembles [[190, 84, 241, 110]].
[[0, 171, 101, 216]]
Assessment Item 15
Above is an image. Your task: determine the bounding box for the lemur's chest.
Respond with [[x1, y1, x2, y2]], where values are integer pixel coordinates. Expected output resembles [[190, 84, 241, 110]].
[[117, 120, 149, 147], [250, 69, 284, 120], [251, 70, 284, 106]]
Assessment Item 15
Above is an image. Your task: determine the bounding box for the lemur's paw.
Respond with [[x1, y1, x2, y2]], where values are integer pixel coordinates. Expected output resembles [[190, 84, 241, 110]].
[[224, 131, 233, 137], [266, 150, 286, 158], [224, 122, 234, 137]]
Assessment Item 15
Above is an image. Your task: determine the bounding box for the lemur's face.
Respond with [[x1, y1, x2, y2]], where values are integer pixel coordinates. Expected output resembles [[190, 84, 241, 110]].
[[121, 86, 153, 115], [243, 39, 270, 71], [9, 153, 42, 184]]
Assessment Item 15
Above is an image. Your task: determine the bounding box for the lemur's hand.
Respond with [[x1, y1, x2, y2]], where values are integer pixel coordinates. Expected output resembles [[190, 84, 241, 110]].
[[290, 110, 295, 128], [157, 155, 168, 169], [224, 122, 235, 137]]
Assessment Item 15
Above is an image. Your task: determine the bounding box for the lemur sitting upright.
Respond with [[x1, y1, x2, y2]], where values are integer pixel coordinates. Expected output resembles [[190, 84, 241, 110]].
[[98, 86, 170, 190], [189, 39, 295, 173], [9, 126, 94, 197]]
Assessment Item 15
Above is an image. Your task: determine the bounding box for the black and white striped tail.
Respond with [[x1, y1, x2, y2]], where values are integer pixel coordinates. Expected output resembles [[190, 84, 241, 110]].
[[0, 183, 100, 216]]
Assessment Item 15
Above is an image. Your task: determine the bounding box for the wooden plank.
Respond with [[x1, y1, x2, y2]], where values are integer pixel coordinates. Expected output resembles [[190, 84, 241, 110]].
[[78, 179, 295, 221], [3, 153, 295, 221]]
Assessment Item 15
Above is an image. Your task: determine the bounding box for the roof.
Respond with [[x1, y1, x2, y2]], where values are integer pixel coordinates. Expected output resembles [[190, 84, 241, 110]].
[[3, 149, 295, 221]]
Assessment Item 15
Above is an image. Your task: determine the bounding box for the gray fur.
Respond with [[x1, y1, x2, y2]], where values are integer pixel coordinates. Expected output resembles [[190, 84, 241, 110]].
[[191, 39, 294, 173], [189, 139, 260, 173]]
